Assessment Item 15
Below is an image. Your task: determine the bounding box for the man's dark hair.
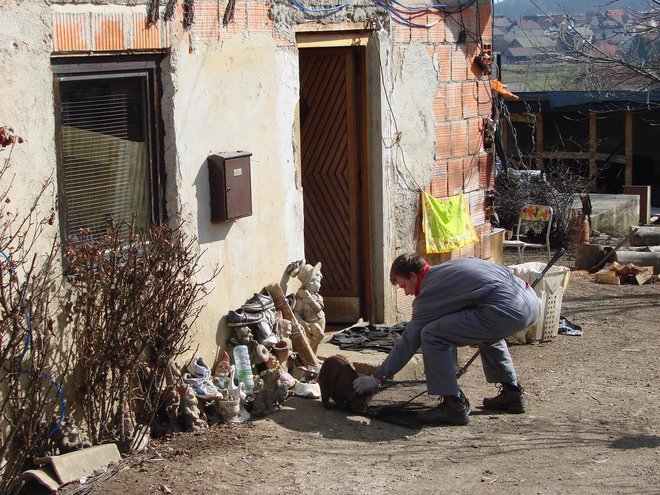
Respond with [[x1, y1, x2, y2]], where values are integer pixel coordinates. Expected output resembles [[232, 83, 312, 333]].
[[389, 253, 427, 284]]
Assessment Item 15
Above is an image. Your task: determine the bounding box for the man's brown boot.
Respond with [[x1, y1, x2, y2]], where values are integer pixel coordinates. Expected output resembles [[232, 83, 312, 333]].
[[417, 396, 470, 425], [482, 384, 525, 414]]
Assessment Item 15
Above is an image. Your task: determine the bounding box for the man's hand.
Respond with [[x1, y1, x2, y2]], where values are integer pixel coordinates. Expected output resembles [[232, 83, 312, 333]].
[[353, 375, 380, 395]]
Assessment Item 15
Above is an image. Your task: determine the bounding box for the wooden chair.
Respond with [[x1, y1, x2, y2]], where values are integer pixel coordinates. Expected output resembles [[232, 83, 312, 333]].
[[503, 205, 553, 263]]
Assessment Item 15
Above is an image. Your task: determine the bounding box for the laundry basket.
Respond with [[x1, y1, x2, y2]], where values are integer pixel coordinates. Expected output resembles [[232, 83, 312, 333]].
[[508, 262, 571, 343]]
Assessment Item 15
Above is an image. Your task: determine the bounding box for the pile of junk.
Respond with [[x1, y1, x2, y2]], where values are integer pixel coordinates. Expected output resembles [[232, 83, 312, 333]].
[[152, 262, 324, 435]]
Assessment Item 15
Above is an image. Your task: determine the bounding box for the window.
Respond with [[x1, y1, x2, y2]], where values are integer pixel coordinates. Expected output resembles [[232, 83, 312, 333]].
[[52, 57, 165, 241]]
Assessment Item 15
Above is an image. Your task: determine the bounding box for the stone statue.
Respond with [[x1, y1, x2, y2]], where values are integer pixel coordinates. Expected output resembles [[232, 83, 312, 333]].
[[286, 260, 326, 353]]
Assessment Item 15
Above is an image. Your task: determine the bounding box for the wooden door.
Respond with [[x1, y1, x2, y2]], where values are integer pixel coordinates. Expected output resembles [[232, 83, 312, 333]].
[[299, 47, 362, 321]]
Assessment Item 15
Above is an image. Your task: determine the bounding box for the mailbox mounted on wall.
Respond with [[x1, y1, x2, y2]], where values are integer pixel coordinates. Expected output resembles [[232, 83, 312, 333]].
[[207, 152, 253, 222]]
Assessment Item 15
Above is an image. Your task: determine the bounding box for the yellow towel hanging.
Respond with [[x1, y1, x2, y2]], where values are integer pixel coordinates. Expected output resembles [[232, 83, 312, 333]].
[[421, 191, 479, 254]]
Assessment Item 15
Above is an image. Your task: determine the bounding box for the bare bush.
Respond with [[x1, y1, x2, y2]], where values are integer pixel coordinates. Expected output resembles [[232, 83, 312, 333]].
[[495, 160, 589, 248], [0, 127, 66, 494], [65, 223, 217, 451]]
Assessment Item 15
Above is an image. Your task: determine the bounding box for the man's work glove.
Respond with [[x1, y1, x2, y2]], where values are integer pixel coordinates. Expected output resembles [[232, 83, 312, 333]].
[[353, 375, 380, 395]]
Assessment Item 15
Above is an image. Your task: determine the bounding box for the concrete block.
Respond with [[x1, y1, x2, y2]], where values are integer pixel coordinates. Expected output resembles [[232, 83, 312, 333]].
[[34, 444, 121, 485], [575, 194, 640, 237]]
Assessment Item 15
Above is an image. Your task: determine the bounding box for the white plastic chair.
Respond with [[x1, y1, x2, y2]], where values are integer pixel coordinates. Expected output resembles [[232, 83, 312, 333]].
[[503, 205, 553, 263]]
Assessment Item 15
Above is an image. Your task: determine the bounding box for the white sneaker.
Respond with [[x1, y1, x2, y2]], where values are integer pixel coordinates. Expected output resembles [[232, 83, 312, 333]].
[[187, 356, 212, 379], [293, 380, 321, 399], [182, 373, 223, 400]]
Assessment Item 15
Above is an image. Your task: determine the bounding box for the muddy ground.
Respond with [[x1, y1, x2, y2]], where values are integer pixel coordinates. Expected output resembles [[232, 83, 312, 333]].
[[67, 256, 659, 495]]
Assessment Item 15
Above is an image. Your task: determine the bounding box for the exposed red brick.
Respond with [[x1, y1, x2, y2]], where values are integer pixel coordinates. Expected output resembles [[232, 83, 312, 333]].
[[431, 161, 448, 197], [468, 190, 486, 225], [132, 12, 166, 49], [445, 82, 462, 121], [462, 81, 479, 119], [479, 152, 495, 189], [410, 12, 428, 41], [447, 157, 463, 195], [450, 119, 468, 157], [248, 2, 272, 32], [53, 13, 90, 52], [467, 117, 483, 155], [427, 12, 445, 43], [191, 2, 219, 41], [435, 121, 451, 159], [477, 79, 492, 115], [451, 46, 467, 80], [434, 84, 447, 122], [92, 13, 125, 51], [437, 44, 452, 81], [393, 21, 411, 44], [480, 3, 493, 41], [445, 19, 460, 44], [463, 154, 480, 192], [220, 0, 247, 38]]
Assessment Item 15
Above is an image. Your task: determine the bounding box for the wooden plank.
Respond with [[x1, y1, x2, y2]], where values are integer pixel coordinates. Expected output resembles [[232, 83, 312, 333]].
[[625, 110, 633, 185]]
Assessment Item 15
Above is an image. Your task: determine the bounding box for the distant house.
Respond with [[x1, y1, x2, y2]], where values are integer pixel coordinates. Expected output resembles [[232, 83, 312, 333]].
[[604, 9, 628, 26], [494, 16, 513, 31], [519, 18, 542, 31], [503, 46, 545, 63], [509, 35, 556, 50], [594, 40, 620, 58]]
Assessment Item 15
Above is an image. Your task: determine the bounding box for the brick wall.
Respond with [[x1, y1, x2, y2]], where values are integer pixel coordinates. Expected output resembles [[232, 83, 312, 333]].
[[393, 1, 494, 263]]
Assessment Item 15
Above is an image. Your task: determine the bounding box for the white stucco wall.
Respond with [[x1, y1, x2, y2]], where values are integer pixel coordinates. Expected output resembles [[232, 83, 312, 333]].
[[164, 35, 304, 359]]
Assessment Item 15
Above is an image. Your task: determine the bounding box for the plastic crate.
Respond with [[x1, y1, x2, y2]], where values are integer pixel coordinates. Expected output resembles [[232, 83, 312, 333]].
[[508, 262, 571, 343]]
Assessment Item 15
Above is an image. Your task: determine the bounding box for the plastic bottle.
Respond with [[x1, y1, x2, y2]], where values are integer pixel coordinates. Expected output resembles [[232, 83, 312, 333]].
[[232, 345, 254, 393]]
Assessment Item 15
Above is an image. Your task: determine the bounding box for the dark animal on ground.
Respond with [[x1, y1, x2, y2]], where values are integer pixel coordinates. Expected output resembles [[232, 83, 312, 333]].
[[318, 354, 371, 413]]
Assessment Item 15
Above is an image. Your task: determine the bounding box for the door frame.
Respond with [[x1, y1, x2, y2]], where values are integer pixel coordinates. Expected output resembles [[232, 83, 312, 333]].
[[295, 31, 374, 321]]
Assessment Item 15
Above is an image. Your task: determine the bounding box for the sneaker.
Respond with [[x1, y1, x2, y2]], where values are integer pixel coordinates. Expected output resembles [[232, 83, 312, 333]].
[[187, 356, 212, 379], [182, 373, 223, 400], [292, 380, 321, 399], [482, 384, 525, 414], [417, 396, 470, 425]]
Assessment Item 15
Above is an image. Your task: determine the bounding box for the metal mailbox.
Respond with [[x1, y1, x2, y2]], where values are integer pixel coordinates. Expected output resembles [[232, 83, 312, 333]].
[[207, 152, 253, 222]]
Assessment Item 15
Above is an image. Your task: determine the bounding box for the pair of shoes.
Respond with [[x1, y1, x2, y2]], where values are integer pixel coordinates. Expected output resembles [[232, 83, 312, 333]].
[[241, 290, 274, 312], [417, 396, 470, 425], [482, 384, 525, 413], [182, 373, 224, 400], [187, 356, 212, 379], [227, 309, 264, 327]]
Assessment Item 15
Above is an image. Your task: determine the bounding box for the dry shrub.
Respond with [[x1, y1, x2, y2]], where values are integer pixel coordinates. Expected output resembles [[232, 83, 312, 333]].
[[0, 127, 66, 494], [495, 160, 589, 248], [65, 223, 218, 452]]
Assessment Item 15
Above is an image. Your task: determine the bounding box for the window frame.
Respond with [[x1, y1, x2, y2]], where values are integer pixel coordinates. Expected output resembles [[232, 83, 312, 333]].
[[52, 55, 166, 243]]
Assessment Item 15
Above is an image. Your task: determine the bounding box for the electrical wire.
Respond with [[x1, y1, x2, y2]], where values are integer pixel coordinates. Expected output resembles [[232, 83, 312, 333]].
[[289, 0, 354, 14]]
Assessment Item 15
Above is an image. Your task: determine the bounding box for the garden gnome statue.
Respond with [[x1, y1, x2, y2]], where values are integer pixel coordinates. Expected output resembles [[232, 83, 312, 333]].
[[291, 261, 326, 353]]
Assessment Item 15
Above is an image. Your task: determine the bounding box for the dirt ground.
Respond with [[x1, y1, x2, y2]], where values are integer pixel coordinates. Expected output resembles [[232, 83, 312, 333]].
[[69, 255, 659, 495]]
